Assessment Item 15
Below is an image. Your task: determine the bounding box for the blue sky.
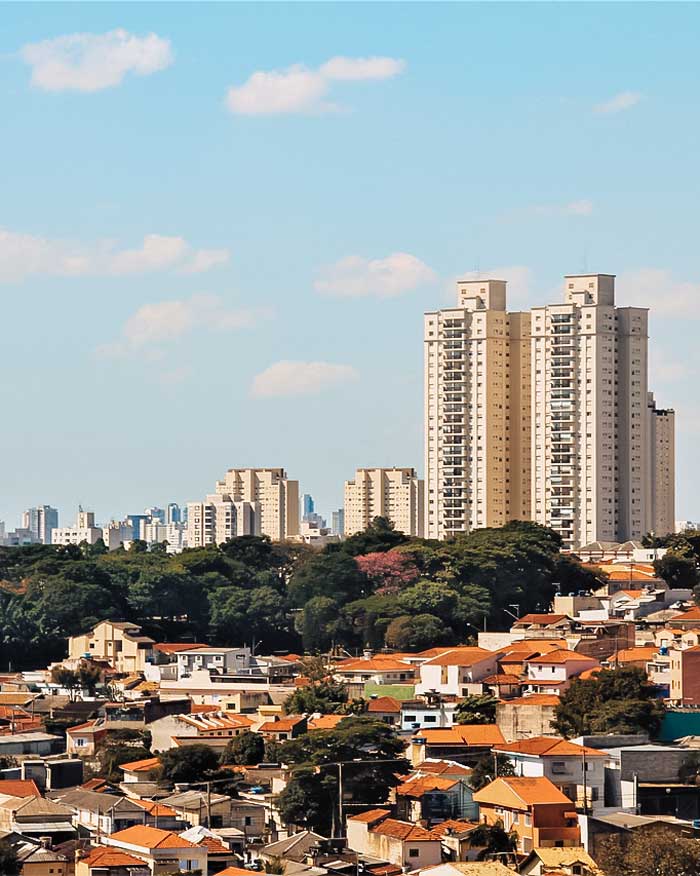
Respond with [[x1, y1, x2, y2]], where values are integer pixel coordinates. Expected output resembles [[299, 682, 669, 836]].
[[2, 2, 699, 528]]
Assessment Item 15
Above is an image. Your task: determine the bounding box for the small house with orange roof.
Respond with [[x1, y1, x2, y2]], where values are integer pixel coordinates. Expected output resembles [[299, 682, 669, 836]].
[[346, 809, 442, 869], [119, 756, 161, 784], [394, 770, 477, 825], [524, 650, 600, 696], [307, 714, 346, 731], [472, 776, 580, 853], [75, 844, 150, 876], [416, 648, 499, 698], [257, 714, 307, 741], [149, 709, 255, 751], [104, 824, 207, 873], [66, 719, 108, 757], [409, 725, 505, 767], [496, 640, 568, 678], [367, 695, 402, 726], [493, 736, 606, 811]]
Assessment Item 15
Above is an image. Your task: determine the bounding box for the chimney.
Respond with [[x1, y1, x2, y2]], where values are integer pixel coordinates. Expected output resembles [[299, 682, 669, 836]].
[[362, 648, 373, 661], [39, 836, 52, 849]]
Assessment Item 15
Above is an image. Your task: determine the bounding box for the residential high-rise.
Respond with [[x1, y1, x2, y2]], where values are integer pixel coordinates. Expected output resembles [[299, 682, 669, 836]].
[[22, 505, 58, 544], [51, 508, 103, 546], [424, 280, 531, 539], [186, 495, 258, 547], [648, 393, 675, 537], [167, 503, 183, 524], [213, 468, 300, 541], [344, 467, 424, 537], [425, 273, 675, 549]]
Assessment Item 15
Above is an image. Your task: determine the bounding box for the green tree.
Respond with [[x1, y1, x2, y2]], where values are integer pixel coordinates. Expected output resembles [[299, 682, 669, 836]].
[[277, 766, 336, 834], [284, 679, 348, 715], [468, 819, 518, 863], [454, 694, 499, 725], [296, 596, 342, 652], [553, 666, 665, 738], [159, 744, 221, 786], [469, 753, 515, 791], [221, 731, 265, 766], [385, 613, 453, 650], [398, 580, 460, 621], [288, 552, 368, 606], [655, 551, 699, 590], [98, 743, 153, 784], [340, 517, 409, 557], [0, 840, 20, 876]]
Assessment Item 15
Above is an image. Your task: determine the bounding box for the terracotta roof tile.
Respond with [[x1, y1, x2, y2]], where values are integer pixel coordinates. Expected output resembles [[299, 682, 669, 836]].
[[371, 818, 438, 841], [348, 808, 391, 824], [494, 736, 607, 758], [414, 725, 505, 747], [367, 696, 402, 713], [108, 824, 197, 848], [83, 846, 146, 867], [396, 775, 459, 796], [423, 648, 491, 667], [473, 776, 574, 808], [526, 649, 598, 665], [120, 756, 161, 772], [0, 779, 40, 797]]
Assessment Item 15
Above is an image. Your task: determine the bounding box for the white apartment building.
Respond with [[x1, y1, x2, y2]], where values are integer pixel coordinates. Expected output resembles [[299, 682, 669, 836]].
[[425, 273, 674, 549], [424, 280, 531, 539], [214, 468, 299, 541], [186, 495, 259, 547], [344, 467, 424, 537], [51, 509, 104, 546], [648, 393, 675, 537], [141, 520, 187, 552]]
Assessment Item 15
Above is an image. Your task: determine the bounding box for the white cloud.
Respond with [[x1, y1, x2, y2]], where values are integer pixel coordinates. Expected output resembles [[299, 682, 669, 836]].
[[617, 268, 700, 318], [21, 28, 173, 93], [319, 56, 405, 81], [0, 228, 229, 282], [594, 91, 643, 114], [251, 360, 359, 398], [455, 266, 534, 307], [315, 252, 435, 298], [98, 293, 272, 357], [225, 55, 404, 115]]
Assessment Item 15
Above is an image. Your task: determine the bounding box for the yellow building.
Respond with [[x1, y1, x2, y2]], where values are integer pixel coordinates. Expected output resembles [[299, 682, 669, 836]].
[[344, 467, 424, 537], [68, 620, 154, 674]]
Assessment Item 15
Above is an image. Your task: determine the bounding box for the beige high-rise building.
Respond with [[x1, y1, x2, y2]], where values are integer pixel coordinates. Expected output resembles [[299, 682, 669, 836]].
[[186, 495, 259, 547], [344, 467, 424, 537], [648, 393, 675, 537], [424, 280, 531, 539], [425, 273, 674, 549], [214, 468, 299, 541]]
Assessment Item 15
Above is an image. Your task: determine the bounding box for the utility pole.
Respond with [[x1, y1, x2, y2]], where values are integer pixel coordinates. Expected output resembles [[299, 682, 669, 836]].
[[337, 761, 344, 839], [206, 780, 212, 828], [581, 749, 588, 815], [494, 752, 499, 779]]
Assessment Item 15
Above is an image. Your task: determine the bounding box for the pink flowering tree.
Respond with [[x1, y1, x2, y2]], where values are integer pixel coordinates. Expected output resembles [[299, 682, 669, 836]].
[[355, 550, 419, 595]]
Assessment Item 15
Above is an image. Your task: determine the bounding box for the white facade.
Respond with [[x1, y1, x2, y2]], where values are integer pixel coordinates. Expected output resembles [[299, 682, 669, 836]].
[[186, 495, 259, 547], [344, 467, 424, 537], [415, 650, 499, 697], [51, 509, 103, 546], [142, 520, 187, 552]]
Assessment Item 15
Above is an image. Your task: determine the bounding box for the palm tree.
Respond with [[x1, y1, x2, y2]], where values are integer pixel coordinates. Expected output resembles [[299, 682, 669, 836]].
[[468, 819, 518, 866]]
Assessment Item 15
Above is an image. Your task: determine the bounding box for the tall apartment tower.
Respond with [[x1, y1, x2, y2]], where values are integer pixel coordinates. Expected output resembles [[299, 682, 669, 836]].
[[344, 467, 424, 537], [22, 505, 58, 544], [214, 468, 300, 541], [531, 275, 650, 548], [186, 496, 259, 547], [648, 393, 675, 537], [424, 280, 531, 539]]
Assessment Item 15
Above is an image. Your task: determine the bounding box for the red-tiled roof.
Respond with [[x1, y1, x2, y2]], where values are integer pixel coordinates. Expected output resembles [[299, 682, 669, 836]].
[[349, 808, 391, 824], [120, 756, 161, 772], [371, 818, 438, 841], [367, 696, 402, 713], [0, 779, 40, 797], [526, 649, 598, 665], [414, 725, 505, 746], [83, 846, 146, 867], [494, 736, 606, 758], [473, 776, 574, 808], [395, 775, 458, 797], [423, 648, 491, 667], [155, 642, 208, 653], [108, 824, 197, 849], [503, 695, 561, 706]]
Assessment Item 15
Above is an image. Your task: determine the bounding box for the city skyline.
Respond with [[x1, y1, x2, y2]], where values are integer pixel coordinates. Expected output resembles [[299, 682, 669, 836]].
[[3, 3, 700, 526]]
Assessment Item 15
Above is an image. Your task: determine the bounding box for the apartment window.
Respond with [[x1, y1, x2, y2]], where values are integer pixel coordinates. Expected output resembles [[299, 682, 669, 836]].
[[408, 849, 420, 858]]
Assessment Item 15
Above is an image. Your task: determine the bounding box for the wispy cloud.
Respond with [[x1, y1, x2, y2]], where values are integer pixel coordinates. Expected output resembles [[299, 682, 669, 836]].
[[226, 55, 405, 115], [251, 360, 359, 398], [315, 252, 435, 298], [0, 229, 229, 282], [617, 268, 700, 318], [97, 293, 273, 358], [594, 91, 643, 114], [21, 29, 173, 92]]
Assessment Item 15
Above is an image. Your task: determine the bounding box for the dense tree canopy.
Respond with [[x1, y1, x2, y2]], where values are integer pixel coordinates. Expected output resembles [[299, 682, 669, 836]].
[[553, 666, 665, 738], [0, 519, 594, 668], [596, 826, 700, 876]]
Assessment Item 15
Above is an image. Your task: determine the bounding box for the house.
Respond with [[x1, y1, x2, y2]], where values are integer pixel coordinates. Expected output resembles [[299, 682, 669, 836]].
[[176, 646, 252, 679], [10, 835, 71, 876], [334, 656, 416, 686], [120, 756, 161, 783], [0, 794, 77, 842], [410, 725, 505, 766], [180, 824, 241, 871], [669, 645, 700, 705], [415, 649, 499, 698], [519, 846, 601, 876], [523, 651, 600, 696], [427, 819, 483, 862], [149, 710, 254, 751], [367, 696, 402, 726], [395, 773, 477, 825], [307, 714, 346, 731], [260, 830, 328, 865], [53, 788, 182, 836], [66, 719, 109, 756], [495, 695, 560, 742], [346, 809, 442, 869], [0, 731, 63, 758], [472, 776, 580, 853], [257, 715, 307, 742], [160, 789, 265, 835], [492, 737, 606, 811], [417, 863, 515, 876], [75, 844, 151, 875], [511, 616, 574, 639], [68, 621, 155, 674], [104, 824, 207, 874], [400, 699, 460, 731]]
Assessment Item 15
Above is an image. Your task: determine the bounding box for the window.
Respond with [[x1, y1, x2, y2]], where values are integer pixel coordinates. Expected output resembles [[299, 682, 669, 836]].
[[408, 849, 420, 858]]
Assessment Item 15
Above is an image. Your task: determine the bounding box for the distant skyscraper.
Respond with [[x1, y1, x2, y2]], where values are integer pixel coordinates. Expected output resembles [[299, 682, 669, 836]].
[[167, 503, 182, 524], [331, 509, 345, 537], [302, 494, 315, 520], [22, 505, 58, 544], [126, 514, 149, 541], [144, 507, 166, 524], [213, 468, 300, 541]]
